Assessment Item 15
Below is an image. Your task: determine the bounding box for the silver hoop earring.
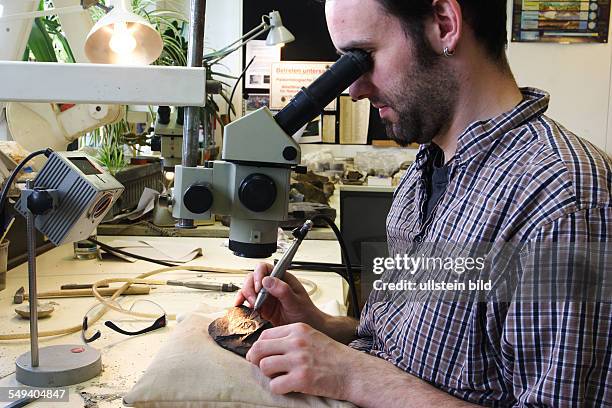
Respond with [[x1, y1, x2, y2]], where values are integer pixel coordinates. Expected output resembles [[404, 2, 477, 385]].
[[443, 47, 454, 57]]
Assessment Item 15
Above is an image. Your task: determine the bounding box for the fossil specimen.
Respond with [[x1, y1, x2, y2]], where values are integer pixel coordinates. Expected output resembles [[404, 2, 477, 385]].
[[208, 305, 273, 357]]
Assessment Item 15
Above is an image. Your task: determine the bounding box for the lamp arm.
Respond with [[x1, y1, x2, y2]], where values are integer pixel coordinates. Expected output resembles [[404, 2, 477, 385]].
[[203, 20, 268, 62], [222, 19, 268, 51]]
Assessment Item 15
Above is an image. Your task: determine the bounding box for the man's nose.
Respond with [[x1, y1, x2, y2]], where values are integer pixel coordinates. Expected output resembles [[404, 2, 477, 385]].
[[349, 76, 373, 101]]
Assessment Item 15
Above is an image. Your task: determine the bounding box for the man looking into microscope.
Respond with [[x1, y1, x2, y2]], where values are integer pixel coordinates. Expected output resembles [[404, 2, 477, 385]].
[[236, 0, 612, 406]]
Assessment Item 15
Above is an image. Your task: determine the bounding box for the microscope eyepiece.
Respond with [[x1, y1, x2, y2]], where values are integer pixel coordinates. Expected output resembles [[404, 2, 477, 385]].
[[273, 50, 373, 136]]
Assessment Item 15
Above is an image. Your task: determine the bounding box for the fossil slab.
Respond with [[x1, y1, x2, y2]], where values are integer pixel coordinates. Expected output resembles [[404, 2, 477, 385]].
[[208, 305, 273, 357]]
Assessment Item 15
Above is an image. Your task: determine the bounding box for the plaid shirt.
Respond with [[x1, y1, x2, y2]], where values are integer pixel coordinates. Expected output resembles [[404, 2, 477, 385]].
[[350, 88, 612, 407]]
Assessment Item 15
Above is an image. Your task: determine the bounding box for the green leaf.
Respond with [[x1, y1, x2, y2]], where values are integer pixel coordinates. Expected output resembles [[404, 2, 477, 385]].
[[28, 18, 57, 62], [22, 46, 31, 61]]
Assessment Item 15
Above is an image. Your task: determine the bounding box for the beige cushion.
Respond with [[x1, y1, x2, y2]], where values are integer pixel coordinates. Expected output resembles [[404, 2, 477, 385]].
[[124, 307, 355, 408]]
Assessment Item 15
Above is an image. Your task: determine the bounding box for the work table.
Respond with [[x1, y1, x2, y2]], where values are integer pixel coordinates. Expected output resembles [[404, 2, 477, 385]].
[[0, 236, 346, 407]]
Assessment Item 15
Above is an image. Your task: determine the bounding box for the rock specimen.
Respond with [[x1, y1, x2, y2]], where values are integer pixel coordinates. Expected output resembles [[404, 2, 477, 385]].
[[208, 305, 273, 357]]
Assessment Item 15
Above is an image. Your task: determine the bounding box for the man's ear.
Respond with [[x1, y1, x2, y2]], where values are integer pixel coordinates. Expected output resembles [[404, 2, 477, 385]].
[[426, 0, 462, 55]]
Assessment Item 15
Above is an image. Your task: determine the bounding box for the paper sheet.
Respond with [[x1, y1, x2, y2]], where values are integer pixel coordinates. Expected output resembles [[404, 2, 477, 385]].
[[245, 40, 281, 89], [105, 188, 159, 222]]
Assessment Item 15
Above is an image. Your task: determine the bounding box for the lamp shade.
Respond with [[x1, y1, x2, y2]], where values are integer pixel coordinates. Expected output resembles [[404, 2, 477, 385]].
[[265, 11, 295, 46], [84, 2, 163, 65]]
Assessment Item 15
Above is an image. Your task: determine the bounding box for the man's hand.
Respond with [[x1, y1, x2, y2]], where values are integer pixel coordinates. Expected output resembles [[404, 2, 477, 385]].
[[247, 323, 478, 407], [246, 323, 355, 399], [234, 263, 326, 330]]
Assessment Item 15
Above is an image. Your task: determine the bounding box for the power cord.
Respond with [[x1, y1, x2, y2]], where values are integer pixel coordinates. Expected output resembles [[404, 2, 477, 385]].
[[87, 237, 178, 267], [311, 215, 360, 319], [289, 260, 362, 278], [227, 56, 255, 122], [0, 148, 53, 234]]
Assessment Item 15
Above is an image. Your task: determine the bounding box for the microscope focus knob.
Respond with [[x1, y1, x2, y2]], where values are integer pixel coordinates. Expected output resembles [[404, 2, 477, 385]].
[[183, 184, 213, 214], [239, 174, 277, 212]]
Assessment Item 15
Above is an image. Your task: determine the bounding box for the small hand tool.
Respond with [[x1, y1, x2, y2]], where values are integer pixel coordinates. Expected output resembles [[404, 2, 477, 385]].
[[165, 280, 239, 292], [251, 220, 313, 315]]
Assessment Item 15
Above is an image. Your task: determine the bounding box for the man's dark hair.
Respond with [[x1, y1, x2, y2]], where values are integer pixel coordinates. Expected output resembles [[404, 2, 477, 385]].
[[375, 0, 508, 62]]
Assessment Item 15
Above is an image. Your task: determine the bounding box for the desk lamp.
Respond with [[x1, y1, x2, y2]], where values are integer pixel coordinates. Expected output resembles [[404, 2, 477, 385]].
[[0, 0, 201, 387], [84, 0, 163, 65], [202, 10, 295, 65], [0, 0, 167, 153]]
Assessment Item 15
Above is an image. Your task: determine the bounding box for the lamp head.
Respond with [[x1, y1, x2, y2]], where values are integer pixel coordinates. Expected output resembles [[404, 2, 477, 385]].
[[84, 1, 163, 65], [265, 11, 295, 47]]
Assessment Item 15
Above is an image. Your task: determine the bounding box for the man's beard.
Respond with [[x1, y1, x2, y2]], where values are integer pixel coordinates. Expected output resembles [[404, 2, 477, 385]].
[[380, 43, 459, 146]]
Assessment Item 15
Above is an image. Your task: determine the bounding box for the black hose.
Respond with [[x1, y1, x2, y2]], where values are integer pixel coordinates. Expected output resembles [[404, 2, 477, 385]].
[[87, 238, 177, 267], [311, 215, 360, 319], [288, 262, 362, 279], [227, 56, 255, 122], [0, 148, 53, 235]]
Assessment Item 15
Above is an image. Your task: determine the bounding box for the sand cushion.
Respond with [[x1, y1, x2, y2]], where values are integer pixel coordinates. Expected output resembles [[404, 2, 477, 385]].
[[123, 306, 354, 408]]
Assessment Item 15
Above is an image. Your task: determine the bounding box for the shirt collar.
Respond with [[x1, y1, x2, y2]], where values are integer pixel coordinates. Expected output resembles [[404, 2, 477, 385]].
[[413, 87, 550, 170], [454, 87, 550, 164]]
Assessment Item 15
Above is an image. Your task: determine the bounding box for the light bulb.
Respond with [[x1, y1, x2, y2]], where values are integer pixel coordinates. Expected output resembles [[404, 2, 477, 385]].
[[0, 5, 4, 18], [109, 22, 137, 55]]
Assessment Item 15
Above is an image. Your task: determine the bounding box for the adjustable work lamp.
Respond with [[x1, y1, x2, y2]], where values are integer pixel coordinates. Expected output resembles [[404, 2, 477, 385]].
[[203, 10, 295, 64], [0, 0, 205, 388], [265, 10, 294, 47], [0, 0, 163, 65], [85, 0, 163, 65]]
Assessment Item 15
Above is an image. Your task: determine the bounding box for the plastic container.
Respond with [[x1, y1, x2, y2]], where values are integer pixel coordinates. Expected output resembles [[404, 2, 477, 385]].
[[0, 239, 9, 292], [73, 236, 98, 260]]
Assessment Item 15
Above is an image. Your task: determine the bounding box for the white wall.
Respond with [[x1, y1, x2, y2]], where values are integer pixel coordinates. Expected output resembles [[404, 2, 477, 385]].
[[506, 2, 612, 156]]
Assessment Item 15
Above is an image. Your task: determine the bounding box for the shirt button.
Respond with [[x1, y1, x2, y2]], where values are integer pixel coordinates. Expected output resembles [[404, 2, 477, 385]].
[[414, 236, 422, 242]]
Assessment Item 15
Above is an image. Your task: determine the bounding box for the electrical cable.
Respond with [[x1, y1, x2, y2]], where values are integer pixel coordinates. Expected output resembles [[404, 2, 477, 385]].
[[87, 237, 178, 267], [311, 215, 360, 319], [289, 261, 362, 278], [227, 56, 255, 122], [0, 148, 53, 234], [290, 260, 362, 270], [4, 396, 38, 408]]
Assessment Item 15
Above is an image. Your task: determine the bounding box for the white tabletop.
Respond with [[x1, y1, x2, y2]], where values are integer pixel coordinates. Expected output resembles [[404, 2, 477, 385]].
[[0, 236, 346, 407]]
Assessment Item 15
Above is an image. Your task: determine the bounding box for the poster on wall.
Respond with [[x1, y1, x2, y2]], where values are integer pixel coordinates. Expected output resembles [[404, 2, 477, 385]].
[[512, 0, 610, 43], [269, 61, 336, 110], [245, 40, 281, 89]]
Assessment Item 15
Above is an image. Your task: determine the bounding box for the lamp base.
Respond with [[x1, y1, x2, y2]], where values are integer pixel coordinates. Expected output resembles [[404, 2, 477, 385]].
[[16, 344, 102, 387]]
